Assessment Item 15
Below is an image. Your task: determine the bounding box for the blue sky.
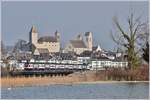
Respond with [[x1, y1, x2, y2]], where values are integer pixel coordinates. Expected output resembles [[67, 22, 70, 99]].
[[1, 1, 148, 50]]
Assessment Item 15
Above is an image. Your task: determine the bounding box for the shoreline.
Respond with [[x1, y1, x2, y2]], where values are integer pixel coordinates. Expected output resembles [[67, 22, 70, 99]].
[[1, 76, 149, 88]]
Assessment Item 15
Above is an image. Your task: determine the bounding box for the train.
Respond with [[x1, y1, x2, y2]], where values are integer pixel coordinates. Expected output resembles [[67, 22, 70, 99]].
[[22, 59, 90, 71]]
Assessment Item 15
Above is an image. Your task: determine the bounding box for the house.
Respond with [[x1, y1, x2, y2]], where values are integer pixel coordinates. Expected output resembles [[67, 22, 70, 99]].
[[77, 56, 90, 64], [91, 58, 128, 70]]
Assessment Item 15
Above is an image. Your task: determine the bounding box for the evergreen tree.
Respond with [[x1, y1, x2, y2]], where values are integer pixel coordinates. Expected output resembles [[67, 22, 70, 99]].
[[143, 42, 149, 63]]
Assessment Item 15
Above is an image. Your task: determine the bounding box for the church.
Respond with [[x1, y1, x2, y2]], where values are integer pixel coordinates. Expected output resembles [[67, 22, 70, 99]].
[[29, 26, 60, 55], [64, 32, 93, 54]]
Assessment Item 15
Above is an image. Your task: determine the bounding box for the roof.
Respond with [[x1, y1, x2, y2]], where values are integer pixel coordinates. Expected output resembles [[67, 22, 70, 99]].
[[80, 50, 92, 57], [85, 32, 91, 36], [92, 57, 111, 61], [37, 48, 49, 54], [54, 53, 76, 60], [70, 40, 86, 48], [38, 36, 57, 43]]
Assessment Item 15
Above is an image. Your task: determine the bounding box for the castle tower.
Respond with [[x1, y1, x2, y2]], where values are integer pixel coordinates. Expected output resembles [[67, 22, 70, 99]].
[[29, 25, 38, 45], [55, 30, 60, 42], [85, 32, 93, 51]]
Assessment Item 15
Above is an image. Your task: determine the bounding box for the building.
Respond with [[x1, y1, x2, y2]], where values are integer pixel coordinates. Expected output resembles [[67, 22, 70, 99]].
[[64, 32, 93, 54], [93, 45, 101, 52], [29, 26, 60, 54], [91, 59, 128, 70]]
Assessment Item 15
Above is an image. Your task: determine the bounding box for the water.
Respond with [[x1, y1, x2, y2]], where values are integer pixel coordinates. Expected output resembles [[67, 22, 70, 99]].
[[1, 83, 149, 99]]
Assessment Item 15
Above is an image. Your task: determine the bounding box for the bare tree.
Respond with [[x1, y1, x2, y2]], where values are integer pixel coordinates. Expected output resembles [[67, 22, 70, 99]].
[[13, 39, 27, 53], [12, 39, 28, 60], [111, 13, 148, 69]]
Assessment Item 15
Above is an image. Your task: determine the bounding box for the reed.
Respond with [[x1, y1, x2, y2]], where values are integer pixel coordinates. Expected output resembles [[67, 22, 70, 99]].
[[1, 71, 97, 87]]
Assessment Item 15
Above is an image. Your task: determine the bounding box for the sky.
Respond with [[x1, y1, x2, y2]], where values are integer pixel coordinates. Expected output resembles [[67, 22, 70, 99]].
[[1, 1, 148, 50]]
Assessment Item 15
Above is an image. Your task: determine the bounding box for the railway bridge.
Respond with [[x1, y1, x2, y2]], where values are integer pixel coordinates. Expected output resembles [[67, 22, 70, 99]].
[[10, 68, 88, 77]]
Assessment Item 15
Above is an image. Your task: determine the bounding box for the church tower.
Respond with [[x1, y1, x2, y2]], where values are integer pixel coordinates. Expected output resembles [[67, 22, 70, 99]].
[[76, 34, 83, 40], [55, 30, 60, 42], [85, 32, 93, 51], [29, 25, 38, 45]]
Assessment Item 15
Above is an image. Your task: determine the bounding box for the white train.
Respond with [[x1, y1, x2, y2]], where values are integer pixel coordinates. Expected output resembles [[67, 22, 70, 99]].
[[23, 60, 89, 70]]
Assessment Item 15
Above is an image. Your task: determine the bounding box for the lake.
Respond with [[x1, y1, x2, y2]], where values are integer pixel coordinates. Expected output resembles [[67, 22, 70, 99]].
[[1, 83, 149, 99]]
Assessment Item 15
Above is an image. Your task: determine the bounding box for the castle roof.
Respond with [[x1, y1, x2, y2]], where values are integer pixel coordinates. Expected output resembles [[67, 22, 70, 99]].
[[38, 36, 58, 43], [30, 25, 37, 33], [70, 40, 86, 48]]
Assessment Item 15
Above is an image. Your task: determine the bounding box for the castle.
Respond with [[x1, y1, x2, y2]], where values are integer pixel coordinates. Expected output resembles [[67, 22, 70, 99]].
[[29, 26, 60, 54], [30, 26, 93, 55]]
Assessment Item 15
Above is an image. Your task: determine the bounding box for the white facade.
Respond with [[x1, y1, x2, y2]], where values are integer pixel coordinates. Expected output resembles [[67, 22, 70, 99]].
[[77, 57, 90, 64], [91, 60, 128, 70]]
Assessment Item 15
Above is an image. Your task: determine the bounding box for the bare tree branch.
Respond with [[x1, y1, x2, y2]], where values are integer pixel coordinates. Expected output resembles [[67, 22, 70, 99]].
[[113, 16, 130, 42], [110, 30, 125, 46]]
